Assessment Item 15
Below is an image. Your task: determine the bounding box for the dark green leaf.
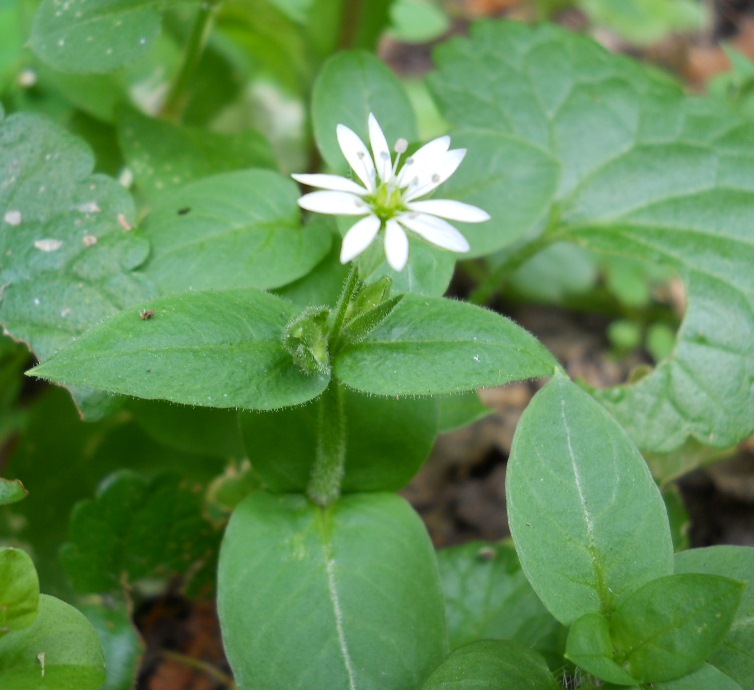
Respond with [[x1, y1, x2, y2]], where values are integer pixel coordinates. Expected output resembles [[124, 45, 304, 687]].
[[335, 294, 558, 395], [219, 491, 447, 690], [0, 548, 39, 636], [140, 170, 331, 292], [240, 389, 437, 492], [420, 639, 559, 690], [611, 574, 744, 683], [437, 542, 563, 667], [436, 391, 491, 434], [60, 470, 218, 594], [429, 21, 754, 454], [0, 594, 105, 689], [31, 289, 329, 410], [117, 108, 276, 203], [675, 546, 754, 688], [506, 376, 673, 625], [312, 50, 417, 172], [30, 0, 163, 74], [565, 613, 638, 685]]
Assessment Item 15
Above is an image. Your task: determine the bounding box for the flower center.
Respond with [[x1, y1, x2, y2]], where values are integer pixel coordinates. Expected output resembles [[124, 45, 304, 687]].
[[370, 180, 406, 222]]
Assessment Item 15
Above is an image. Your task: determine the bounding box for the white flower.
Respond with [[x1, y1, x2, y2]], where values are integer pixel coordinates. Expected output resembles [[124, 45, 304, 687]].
[[292, 113, 490, 272]]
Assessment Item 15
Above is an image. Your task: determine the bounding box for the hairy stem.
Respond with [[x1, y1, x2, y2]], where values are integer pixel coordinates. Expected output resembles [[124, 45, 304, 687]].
[[307, 382, 347, 507]]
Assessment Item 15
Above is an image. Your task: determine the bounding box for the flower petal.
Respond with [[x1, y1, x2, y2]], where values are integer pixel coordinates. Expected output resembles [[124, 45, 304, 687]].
[[298, 191, 370, 216], [337, 124, 377, 192], [406, 199, 490, 223], [404, 148, 466, 201], [384, 219, 409, 271], [368, 114, 392, 183], [398, 212, 470, 253], [340, 215, 382, 264], [292, 173, 367, 195], [397, 135, 450, 185]]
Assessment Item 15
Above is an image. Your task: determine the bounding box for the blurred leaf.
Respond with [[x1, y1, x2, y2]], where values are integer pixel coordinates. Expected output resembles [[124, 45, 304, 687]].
[[140, 170, 331, 292], [435, 391, 491, 434], [0, 594, 105, 689], [0, 479, 27, 507], [389, 0, 449, 43], [652, 664, 743, 690], [60, 470, 218, 594], [0, 548, 39, 636]]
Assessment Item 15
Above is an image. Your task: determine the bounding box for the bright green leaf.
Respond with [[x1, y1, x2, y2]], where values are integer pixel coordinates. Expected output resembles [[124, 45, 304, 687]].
[[117, 108, 276, 203], [611, 574, 744, 683], [60, 470, 218, 594], [30, 289, 329, 410], [429, 21, 754, 455], [506, 376, 673, 625], [419, 639, 559, 690], [0, 548, 39, 637], [565, 613, 638, 685], [0, 594, 105, 689], [140, 170, 331, 293], [240, 388, 438, 492], [437, 541, 563, 667], [218, 491, 447, 690], [0, 479, 27, 507], [335, 294, 558, 395], [651, 663, 744, 690], [312, 50, 418, 172], [30, 0, 163, 74], [675, 546, 754, 688]]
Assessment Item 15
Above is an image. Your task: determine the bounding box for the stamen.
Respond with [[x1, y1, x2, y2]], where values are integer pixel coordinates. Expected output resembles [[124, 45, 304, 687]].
[[394, 138, 408, 154]]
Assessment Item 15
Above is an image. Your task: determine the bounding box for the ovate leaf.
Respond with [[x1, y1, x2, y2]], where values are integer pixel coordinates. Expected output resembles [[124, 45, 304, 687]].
[[675, 546, 754, 688], [0, 594, 105, 689], [140, 170, 331, 293], [30, 289, 329, 410], [30, 0, 164, 74], [0, 548, 39, 636], [610, 574, 744, 683], [335, 294, 558, 395], [0, 479, 27, 507], [429, 21, 754, 454], [506, 376, 673, 625], [218, 491, 447, 690]]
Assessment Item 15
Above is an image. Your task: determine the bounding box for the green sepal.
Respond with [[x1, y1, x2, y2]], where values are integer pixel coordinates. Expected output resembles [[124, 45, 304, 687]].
[[282, 306, 332, 376]]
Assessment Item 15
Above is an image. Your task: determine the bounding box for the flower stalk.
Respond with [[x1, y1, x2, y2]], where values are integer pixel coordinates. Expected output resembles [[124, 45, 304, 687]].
[[307, 381, 347, 507]]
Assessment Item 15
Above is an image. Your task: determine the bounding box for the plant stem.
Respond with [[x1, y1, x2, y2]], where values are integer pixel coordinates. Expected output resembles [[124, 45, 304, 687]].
[[161, 649, 236, 689], [161, 0, 222, 122], [327, 266, 360, 348], [307, 381, 347, 507]]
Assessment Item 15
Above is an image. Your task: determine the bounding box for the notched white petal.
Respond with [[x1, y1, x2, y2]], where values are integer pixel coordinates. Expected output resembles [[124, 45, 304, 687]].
[[292, 173, 367, 195], [407, 199, 490, 223], [385, 219, 409, 271], [368, 113, 392, 183], [398, 212, 470, 253], [340, 215, 382, 263], [336, 124, 377, 192], [297, 191, 369, 216]]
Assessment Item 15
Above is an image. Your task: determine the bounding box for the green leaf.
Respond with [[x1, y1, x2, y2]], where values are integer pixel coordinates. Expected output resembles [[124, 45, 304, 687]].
[[0, 594, 105, 689], [240, 389, 437, 492], [140, 170, 331, 293], [506, 376, 673, 625], [651, 663, 744, 690], [218, 491, 448, 690], [675, 546, 754, 688], [419, 639, 559, 690], [30, 0, 163, 74], [117, 108, 276, 203], [436, 391, 491, 434], [437, 542, 563, 666], [389, 0, 450, 43], [79, 594, 143, 690], [428, 21, 754, 454], [565, 613, 638, 685], [60, 470, 217, 594], [334, 294, 558, 395], [0, 548, 39, 637], [312, 50, 418, 172], [0, 479, 27, 507], [30, 289, 329, 410], [0, 112, 154, 362], [611, 574, 744, 683]]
